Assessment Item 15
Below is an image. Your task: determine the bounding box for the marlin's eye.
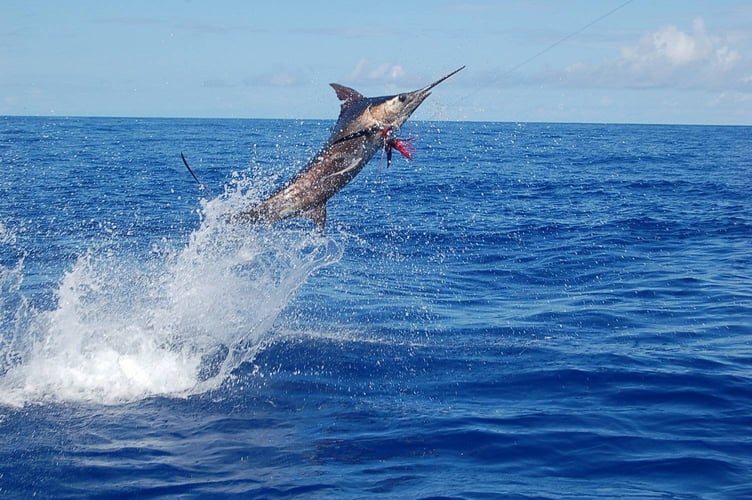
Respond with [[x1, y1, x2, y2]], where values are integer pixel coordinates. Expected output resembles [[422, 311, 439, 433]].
[[398, 94, 407, 102]]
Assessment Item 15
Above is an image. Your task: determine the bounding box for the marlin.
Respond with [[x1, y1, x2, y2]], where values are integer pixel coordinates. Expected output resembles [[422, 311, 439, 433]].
[[228, 66, 464, 229]]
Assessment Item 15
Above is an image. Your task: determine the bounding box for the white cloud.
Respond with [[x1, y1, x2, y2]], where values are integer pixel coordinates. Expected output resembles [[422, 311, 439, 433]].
[[269, 72, 297, 86], [242, 69, 304, 87], [713, 45, 741, 72], [89, 17, 164, 26], [347, 59, 407, 86], [534, 17, 748, 91], [618, 17, 737, 74], [202, 78, 234, 88]]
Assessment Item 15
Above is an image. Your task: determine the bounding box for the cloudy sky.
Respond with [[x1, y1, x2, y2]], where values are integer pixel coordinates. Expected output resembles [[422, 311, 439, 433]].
[[2, 0, 751, 124]]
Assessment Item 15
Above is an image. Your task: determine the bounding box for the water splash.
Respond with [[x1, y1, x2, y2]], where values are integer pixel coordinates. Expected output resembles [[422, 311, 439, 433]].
[[0, 190, 343, 407]]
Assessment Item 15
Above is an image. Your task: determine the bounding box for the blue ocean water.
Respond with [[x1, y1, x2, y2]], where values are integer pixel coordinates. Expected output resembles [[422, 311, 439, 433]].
[[0, 115, 750, 498]]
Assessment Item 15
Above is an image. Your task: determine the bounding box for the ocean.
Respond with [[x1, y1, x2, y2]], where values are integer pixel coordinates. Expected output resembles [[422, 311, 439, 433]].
[[0, 116, 750, 498]]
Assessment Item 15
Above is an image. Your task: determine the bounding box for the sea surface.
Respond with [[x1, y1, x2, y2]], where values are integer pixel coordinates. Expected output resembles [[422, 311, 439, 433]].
[[0, 116, 750, 498]]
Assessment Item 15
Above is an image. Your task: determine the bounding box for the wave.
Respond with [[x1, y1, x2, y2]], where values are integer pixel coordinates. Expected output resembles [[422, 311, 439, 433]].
[[0, 187, 342, 407]]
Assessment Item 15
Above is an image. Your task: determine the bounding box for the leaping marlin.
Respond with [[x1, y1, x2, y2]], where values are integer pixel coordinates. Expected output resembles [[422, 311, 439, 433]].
[[226, 66, 464, 230]]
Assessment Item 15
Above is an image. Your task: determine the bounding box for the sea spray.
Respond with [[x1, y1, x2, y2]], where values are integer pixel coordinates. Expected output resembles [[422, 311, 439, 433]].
[[0, 189, 343, 406]]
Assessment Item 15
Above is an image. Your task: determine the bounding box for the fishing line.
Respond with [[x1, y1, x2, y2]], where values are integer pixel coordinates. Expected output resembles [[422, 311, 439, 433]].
[[502, 0, 634, 81], [446, 0, 636, 110]]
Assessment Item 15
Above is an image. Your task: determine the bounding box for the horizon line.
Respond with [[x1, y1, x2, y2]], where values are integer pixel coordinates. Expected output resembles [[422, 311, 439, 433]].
[[2, 113, 750, 128]]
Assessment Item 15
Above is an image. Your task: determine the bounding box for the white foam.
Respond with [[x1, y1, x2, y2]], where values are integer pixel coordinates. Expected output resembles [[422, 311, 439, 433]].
[[0, 189, 342, 407]]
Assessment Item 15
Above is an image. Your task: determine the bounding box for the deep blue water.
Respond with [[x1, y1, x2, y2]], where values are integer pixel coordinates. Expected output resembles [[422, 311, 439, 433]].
[[1, 116, 750, 498]]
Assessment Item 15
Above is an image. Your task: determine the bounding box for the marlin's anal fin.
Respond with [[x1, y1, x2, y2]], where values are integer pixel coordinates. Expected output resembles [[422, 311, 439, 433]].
[[330, 83, 365, 107], [302, 203, 327, 231]]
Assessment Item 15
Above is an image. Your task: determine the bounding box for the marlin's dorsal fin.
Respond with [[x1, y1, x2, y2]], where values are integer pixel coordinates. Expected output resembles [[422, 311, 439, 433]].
[[330, 83, 364, 106], [302, 203, 327, 231]]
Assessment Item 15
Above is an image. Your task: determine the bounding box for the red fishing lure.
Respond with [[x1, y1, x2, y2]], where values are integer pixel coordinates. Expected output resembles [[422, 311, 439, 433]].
[[381, 127, 416, 167]]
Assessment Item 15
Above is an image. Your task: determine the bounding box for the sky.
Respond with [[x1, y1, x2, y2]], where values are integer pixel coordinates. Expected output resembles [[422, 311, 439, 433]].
[[2, 0, 751, 124]]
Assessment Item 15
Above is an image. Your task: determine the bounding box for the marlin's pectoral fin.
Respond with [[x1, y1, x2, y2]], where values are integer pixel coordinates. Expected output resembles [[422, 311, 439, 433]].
[[302, 203, 327, 231]]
